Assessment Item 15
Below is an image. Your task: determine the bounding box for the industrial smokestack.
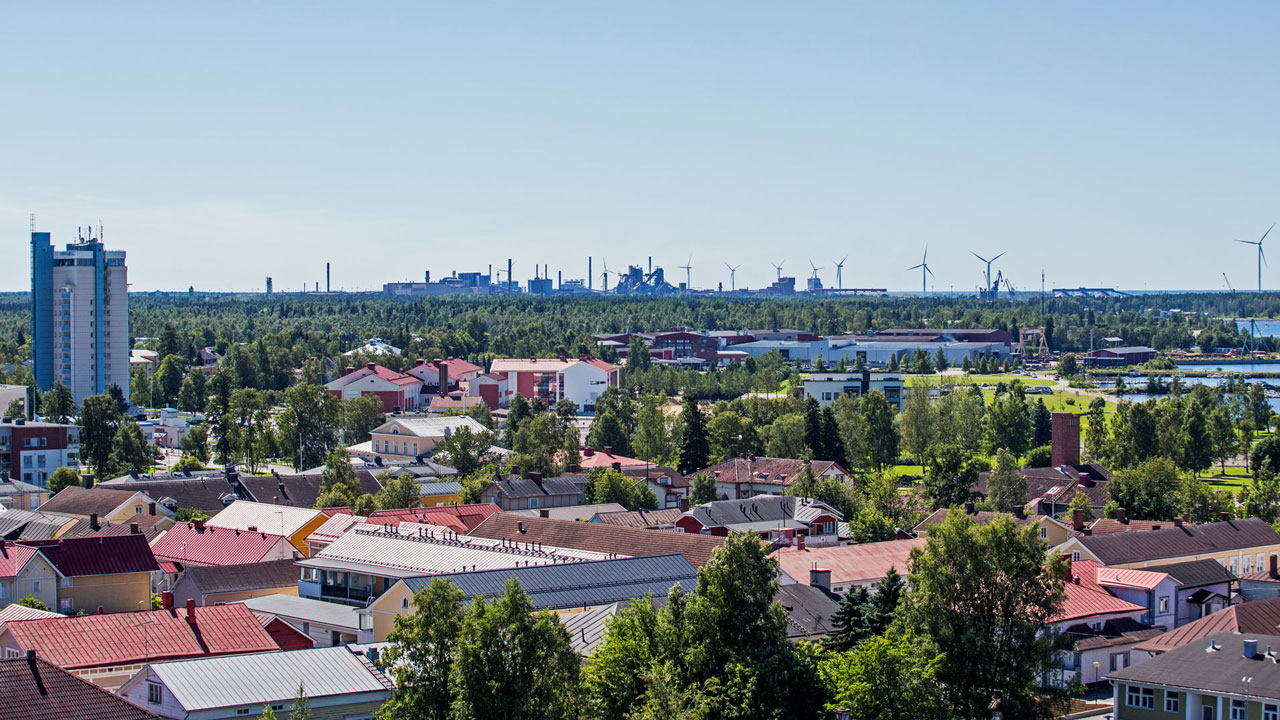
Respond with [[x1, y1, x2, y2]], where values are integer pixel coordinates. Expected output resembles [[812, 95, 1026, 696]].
[[648, 256, 652, 273], [588, 257, 592, 290], [558, 270, 562, 289], [508, 259, 513, 289], [326, 262, 330, 292]]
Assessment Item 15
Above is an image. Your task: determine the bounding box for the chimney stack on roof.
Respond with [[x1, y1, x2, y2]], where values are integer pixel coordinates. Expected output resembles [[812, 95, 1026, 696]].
[[1051, 413, 1081, 467], [1072, 509, 1085, 532], [963, 502, 975, 515], [517, 520, 526, 534], [583, 447, 595, 458], [1117, 507, 1127, 524], [808, 566, 831, 591], [193, 519, 205, 532], [89, 513, 99, 531], [130, 522, 141, 534], [162, 591, 174, 609], [611, 461, 622, 471], [797, 533, 806, 551], [345, 366, 355, 375], [25, 648, 35, 667], [186, 598, 197, 625]]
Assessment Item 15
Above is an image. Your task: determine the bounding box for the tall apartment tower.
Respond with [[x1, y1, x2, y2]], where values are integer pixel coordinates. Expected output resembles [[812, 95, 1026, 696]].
[[32, 228, 130, 405]]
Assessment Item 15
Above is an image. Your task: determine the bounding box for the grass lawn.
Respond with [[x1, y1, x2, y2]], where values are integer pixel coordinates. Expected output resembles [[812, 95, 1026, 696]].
[[906, 373, 1055, 388]]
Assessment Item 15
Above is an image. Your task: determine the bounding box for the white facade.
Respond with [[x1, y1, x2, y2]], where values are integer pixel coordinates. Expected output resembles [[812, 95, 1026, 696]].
[[802, 372, 904, 409], [51, 244, 129, 405], [558, 361, 617, 413]]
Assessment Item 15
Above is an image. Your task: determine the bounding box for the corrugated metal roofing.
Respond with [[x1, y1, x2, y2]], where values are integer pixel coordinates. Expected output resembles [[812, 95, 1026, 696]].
[[1055, 581, 1147, 623], [206, 501, 324, 537], [182, 559, 300, 595], [367, 503, 501, 533], [774, 538, 925, 586], [240, 594, 361, 631], [303, 524, 611, 577], [404, 553, 699, 611], [1078, 518, 1280, 565], [144, 646, 393, 711], [562, 602, 624, 656], [0, 542, 40, 577], [0, 509, 71, 540], [151, 522, 292, 566], [305, 512, 364, 544], [1134, 597, 1280, 653], [21, 534, 160, 577], [468, 514, 727, 568], [38, 486, 146, 517]]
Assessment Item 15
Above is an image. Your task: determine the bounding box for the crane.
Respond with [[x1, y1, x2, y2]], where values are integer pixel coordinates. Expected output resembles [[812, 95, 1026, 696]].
[[1224, 272, 1236, 293]]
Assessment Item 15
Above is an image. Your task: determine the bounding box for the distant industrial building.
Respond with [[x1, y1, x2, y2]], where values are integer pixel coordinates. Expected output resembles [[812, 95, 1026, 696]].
[[31, 227, 129, 405], [1081, 346, 1158, 368]]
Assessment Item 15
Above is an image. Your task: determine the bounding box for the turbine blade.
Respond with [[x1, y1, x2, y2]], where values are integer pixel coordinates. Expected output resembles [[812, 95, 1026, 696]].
[[971, 251, 987, 263], [1237, 239, 1258, 246], [925, 265, 936, 278], [991, 251, 1006, 262], [1262, 223, 1276, 244], [906, 264, 923, 271], [1263, 247, 1269, 267]]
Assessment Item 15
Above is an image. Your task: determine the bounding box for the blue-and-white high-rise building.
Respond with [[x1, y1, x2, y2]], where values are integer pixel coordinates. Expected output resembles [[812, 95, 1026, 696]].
[[32, 226, 130, 406]]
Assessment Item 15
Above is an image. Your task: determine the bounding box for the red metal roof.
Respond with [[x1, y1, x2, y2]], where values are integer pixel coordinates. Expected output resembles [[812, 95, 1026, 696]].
[[1054, 579, 1147, 623], [1, 603, 279, 669], [19, 535, 159, 577], [150, 522, 291, 566], [368, 503, 501, 534], [0, 542, 39, 578]]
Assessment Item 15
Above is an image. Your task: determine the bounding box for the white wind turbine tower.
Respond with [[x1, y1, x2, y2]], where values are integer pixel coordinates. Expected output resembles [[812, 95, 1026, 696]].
[[725, 263, 741, 291], [1236, 224, 1275, 292], [905, 246, 934, 295], [834, 256, 847, 289]]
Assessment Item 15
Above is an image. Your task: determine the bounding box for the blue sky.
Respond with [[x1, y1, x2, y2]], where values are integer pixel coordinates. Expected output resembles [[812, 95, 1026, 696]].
[[4, 2, 1279, 292]]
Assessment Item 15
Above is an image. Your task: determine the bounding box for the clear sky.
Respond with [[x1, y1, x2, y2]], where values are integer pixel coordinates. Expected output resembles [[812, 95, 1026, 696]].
[[4, 2, 1279, 293]]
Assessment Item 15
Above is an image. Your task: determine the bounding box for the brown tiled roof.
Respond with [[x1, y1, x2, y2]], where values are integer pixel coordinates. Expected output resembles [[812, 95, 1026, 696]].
[[913, 508, 1036, 532], [59, 514, 167, 542], [19, 535, 160, 577], [697, 457, 846, 487], [100, 476, 238, 513], [1077, 518, 1280, 566], [467, 514, 727, 568], [39, 486, 146, 518], [181, 559, 301, 596], [237, 473, 382, 508], [0, 655, 158, 720], [975, 464, 1112, 508], [1133, 598, 1280, 654], [618, 465, 690, 489], [1088, 518, 1195, 535], [595, 508, 684, 529]]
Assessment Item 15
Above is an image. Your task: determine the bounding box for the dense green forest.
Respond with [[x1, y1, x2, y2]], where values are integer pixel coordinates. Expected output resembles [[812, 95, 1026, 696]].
[[0, 290, 1271, 376]]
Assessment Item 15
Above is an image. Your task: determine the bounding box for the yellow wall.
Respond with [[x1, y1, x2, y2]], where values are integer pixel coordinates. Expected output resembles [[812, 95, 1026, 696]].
[[203, 585, 298, 605], [364, 583, 414, 642], [1109, 543, 1280, 573], [420, 490, 461, 507], [288, 514, 329, 557], [60, 571, 152, 614], [4, 554, 58, 609]]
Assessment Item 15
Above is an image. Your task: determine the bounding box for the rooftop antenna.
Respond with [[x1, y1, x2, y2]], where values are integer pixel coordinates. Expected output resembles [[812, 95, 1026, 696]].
[[905, 246, 934, 295], [771, 260, 784, 281], [834, 255, 847, 289], [679, 255, 693, 289], [725, 263, 741, 291], [971, 250, 1006, 298], [1235, 224, 1273, 292], [808, 259, 823, 280]]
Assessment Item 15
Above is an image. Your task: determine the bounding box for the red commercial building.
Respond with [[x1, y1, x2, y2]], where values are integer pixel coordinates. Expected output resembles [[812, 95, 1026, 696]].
[[0, 418, 79, 489]]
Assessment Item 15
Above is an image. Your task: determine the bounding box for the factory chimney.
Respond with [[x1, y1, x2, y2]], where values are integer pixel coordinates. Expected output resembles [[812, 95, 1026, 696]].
[[507, 259, 513, 289], [558, 270, 562, 289], [326, 262, 330, 293], [588, 257, 593, 290]]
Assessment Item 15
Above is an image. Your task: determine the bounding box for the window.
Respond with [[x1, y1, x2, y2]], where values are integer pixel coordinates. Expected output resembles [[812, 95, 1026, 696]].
[[1232, 700, 1247, 720], [1159, 596, 1169, 614], [1072, 551, 1081, 562], [60, 577, 72, 588], [1165, 691, 1180, 713], [302, 622, 310, 635], [31, 580, 39, 594], [1109, 651, 1128, 671], [3, 649, 20, 659], [402, 597, 409, 609], [135, 506, 142, 514], [528, 498, 540, 509], [1265, 705, 1278, 720], [1126, 686, 1154, 710], [59, 598, 73, 613], [147, 683, 162, 705], [1039, 526, 1048, 539], [0, 584, 6, 600]]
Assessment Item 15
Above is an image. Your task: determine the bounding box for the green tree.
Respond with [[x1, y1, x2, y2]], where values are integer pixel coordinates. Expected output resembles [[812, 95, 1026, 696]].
[[1083, 397, 1110, 463], [451, 578, 582, 720], [1178, 397, 1214, 476], [1031, 399, 1052, 447], [1107, 456, 1182, 521], [845, 506, 897, 543], [378, 578, 466, 720], [763, 412, 807, 459], [984, 448, 1026, 513], [277, 383, 342, 470], [78, 394, 123, 477], [898, 387, 938, 466], [858, 391, 899, 471], [689, 472, 719, 504], [936, 387, 985, 456], [933, 347, 949, 372], [180, 424, 211, 463], [42, 382, 73, 423], [154, 354, 185, 407], [4, 399, 24, 419], [376, 473, 423, 510], [824, 585, 874, 652], [16, 595, 49, 610], [438, 426, 496, 476], [504, 393, 533, 447], [1178, 478, 1234, 523], [675, 396, 710, 475], [316, 450, 362, 508], [903, 511, 1070, 720], [706, 410, 754, 463], [47, 466, 81, 495], [586, 408, 632, 457], [509, 413, 562, 477], [290, 683, 311, 720], [108, 422, 153, 477], [583, 467, 659, 510], [1248, 382, 1273, 429], [342, 394, 385, 446], [1057, 353, 1079, 378], [257, 704, 277, 720], [627, 336, 652, 371], [784, 465, 854, 518], [1067, 489, 1094, 521], [1240, 459, 1280, 524], [1023, 444, 1052, 468], [818, 633, 946, 720], [986, 385, 1031, 458]]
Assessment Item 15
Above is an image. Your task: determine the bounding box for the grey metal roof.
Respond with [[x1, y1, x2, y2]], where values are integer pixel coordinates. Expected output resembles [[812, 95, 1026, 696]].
[[296, 556, 431, 579], [142, 646, 393, 711], [1079, 518, 1280, 565], [682, 495, 842, 531], [1144, 558, 1237, 588], [402, 553, 699, 611], [0, 509, 69, 540], [562, 602, 626, 656], [239, 594, 362, 631], [509, 503, 627, 521], [485, 475, 587, 499], [1108, 631, 1280, 699], [415, 480, 464, 495]]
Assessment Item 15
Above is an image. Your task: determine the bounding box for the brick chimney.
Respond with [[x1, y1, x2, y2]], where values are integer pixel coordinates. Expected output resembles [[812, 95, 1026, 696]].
[[529, 472, 543, 486], [1116, 507, 1127, 524], [344, 366, 355, 375], [583, 447, 595, 458], [797, 533, 807, 551], [679, 497, 690, 511], [434, 359, 448, 397], [89, 513, 99, 531], [194, 519, 205, 532], [161, 591, 174, 609], [1072, 509, 1085, 532], [186, 598, 197, 625], [148, 502, 156, 516], [611, 461, 622, 471], [1270, 554, 1278, 580], [130, 522, 141, 534], [1220, 511, 1231, 522], [366, 362, 376, 372], [963, 502, 975, 515], [1051, 413, 1081, 467]]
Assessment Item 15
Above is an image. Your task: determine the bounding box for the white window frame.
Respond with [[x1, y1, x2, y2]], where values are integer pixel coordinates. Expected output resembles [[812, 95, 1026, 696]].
[[1166, 691, 1180, 713], [147, 682, 162, 705], [1264, 704, 1278, 720], [59, 597, 73, 613], [1127, 686, 1154, 710], [1232, 700, 1247, 720]]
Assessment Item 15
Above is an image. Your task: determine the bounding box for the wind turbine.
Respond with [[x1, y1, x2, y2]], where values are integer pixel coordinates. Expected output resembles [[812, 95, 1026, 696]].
[[834, 256, 847, 289], [772, 261, 785, 280], [971, 251, 1006, 297], [679, 255, 693, 288], [600, 261, 611, 292], [906, 246, 934, 295], [725, 263, 741, 291], [808, 259, 823, 279], [1236, 224, 1274, 292]]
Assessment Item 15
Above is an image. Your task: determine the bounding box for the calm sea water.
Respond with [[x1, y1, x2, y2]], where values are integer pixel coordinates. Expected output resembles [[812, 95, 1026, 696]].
[[1237, 320, 1280, 337]]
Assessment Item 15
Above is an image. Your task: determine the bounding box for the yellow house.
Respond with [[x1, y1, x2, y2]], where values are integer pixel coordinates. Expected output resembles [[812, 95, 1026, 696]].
[[1053, 517, 1280, 575], [205, 500, 328, 556], [22, 534, 159, 614], [913, 507, 1074, 546], [0, 542, 58, 609], [418, 481, 462, 508]]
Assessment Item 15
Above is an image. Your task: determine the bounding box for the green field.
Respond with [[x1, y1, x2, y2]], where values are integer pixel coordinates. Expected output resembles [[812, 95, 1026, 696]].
[[905, 373, 1055, 388]]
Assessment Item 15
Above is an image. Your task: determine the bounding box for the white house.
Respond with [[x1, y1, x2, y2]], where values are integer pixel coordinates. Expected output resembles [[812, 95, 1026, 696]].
[[343, 337, 401, 356], [802, 371, 904, 409], [488, 356, 619, 413], [357, 416, 489, 460]]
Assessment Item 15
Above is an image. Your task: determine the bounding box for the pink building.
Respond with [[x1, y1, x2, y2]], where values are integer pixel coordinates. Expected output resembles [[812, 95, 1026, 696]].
[[325, 363, 423, 413], [487, 355, 619, 413]]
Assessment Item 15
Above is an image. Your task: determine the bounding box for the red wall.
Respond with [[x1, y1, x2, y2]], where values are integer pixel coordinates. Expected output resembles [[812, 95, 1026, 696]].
[[674, 516, 705, 534]]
